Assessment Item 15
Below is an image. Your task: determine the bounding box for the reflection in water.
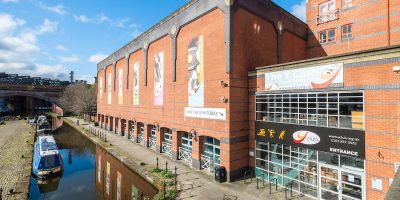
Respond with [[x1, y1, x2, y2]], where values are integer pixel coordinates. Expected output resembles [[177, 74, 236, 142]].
[[29, 117, 158, 200], [95, 146, 158, 200]]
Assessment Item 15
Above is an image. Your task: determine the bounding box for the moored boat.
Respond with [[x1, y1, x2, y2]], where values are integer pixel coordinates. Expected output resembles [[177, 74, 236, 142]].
[[32, 135, 64, 178]]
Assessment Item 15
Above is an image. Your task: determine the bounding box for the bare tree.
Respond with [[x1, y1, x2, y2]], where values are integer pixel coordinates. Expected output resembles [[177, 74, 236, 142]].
[[58, 83, 97, 120]]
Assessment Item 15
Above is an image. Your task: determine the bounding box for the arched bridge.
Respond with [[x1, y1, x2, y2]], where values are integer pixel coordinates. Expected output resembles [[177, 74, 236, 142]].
[[0, 72, 70, 107]]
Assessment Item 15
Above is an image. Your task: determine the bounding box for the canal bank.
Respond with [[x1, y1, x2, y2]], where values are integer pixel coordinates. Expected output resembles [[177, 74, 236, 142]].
[[0, 120, 35, 200], [64, 116, 311, 200]]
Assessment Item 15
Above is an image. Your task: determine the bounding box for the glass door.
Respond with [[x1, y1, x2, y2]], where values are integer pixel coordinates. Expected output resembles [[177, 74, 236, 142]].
[[319, 164, 364, 200], [340, 169, 363, 200], [320, 164, 340, 200]]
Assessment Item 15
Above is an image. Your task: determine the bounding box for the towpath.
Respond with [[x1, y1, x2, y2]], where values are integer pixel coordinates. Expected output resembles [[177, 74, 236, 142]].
[[0, 120, 35, 200]]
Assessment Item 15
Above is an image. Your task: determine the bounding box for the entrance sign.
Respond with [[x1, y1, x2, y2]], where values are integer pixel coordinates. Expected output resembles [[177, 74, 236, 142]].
[[256, 121, 365, 158], [264, 63, 343, 91], [184, 107, 226, 120]]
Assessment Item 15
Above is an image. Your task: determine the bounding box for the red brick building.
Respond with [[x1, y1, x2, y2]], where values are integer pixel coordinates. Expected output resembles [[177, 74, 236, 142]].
[[96, 0, 307, 182], [249, 1, 400, 200], [96, 0, 400, 199], [307, 0, 400, 58]]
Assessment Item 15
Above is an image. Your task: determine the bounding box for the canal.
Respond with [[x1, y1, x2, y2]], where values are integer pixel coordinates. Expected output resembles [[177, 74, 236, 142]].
[[29, 117, 158, 200]]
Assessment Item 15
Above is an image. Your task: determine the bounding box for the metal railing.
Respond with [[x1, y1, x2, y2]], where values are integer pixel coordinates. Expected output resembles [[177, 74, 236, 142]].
[[148, 137, 157, 150], [138, 133, 145, 145], [178, 147, 192, 164], [201, 154, 214, 173], [128, 131, 134, 140], [161, 141, 172, 156], [317, 8, 339, 24]]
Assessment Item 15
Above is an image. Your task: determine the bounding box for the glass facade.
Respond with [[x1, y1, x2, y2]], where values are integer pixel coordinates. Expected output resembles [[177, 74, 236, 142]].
[[255, 142, 365, 200], [256, 91, 364, 130], [203, 137, 221, 166]]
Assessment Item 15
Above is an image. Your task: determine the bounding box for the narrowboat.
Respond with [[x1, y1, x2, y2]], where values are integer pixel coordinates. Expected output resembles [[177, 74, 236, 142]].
[[32, 135, 64, 178]]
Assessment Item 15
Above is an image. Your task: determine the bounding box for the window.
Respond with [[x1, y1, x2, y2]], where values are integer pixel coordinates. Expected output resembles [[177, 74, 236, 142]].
[[256, 91, 364, 130], [319, 31, 327, 43], [343, 0, 352, 9], [317, 0, 338, 24], [328, 29, 336, 42], [319, 29, 335, 44], [342, 24, 353, 40]]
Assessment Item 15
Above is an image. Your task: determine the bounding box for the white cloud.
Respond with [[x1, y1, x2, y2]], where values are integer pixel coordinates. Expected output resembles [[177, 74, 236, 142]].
[[74, 13, 134, 28], [59, 55, 80, 63], [0, 13, 67, 80], [74, 13, 111, 25], [1, 0, 18, 3], [37, 2, 67, 15], [56, 44, 67, 51], [35, 19, 58, 34], [88, 53, 108, 64], [291, 0, 306, 22]]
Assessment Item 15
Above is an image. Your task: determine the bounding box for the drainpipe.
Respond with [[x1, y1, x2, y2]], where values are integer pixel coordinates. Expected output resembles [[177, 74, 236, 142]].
[[388, 0, 391, 46]]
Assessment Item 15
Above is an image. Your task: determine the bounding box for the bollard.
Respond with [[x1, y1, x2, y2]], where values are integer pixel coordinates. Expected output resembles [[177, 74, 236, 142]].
[[174, 166, 177, 191], [257, 177, 259, 189], [140, 192, 143, 200], [165, 161, 168, 173], [285, 187, 288, 200], [163, 182, 166, 199], [0, 187, 2, 200], [156, 157, 159, 170], [105, 134, 107, 142]]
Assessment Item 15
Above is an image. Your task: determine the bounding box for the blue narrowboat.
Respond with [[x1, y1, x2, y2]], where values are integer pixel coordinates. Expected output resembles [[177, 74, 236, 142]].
[[32, 135, 64, 178]]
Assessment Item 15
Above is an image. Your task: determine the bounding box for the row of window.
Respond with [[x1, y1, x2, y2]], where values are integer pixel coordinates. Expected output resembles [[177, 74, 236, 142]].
[[256, 92, 364, 130], [319, 24, 352, 44]]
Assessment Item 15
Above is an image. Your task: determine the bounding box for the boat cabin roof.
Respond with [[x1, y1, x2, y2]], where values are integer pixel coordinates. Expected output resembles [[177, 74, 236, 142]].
[[38, 136, 59, 156]]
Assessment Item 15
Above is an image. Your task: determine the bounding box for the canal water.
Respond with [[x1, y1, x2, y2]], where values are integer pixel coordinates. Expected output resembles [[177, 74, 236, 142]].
[[29, 117, 158, 200]]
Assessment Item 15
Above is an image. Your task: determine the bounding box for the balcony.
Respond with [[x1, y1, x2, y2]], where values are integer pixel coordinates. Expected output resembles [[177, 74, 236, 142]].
[[148, 137, 157, 150], [317, 9, 339, 25]]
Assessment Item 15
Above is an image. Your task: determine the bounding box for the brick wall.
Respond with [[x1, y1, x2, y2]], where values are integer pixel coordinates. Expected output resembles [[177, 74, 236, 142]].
[[307, 0, 400, 58]]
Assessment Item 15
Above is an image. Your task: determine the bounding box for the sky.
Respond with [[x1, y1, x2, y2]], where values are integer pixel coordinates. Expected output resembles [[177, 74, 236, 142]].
[[0, 0, 306, 83]]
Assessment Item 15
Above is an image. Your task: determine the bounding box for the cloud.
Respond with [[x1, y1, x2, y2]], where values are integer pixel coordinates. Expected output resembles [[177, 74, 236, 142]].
[[88, 53, 108, 64], [34, 19, 58, 34], [59, 55, 80, 63], [290, 0, 306, 22], [130, 29, 142, 38], [74, 13, 134, 28], [1, 0, 18, 3], [37, 2, 67, 15], [0, 13, 67, 80], [56, 44, 67, 51], [74, 13, 111, 25]]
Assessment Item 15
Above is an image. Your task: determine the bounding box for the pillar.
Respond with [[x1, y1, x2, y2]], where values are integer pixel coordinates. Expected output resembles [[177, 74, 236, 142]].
[[143, 124, 149, 147], [191, 136, 202, 170], [109, 116, 113, 131], [125, 120, 131, 140], [156, 128, 163, 153], [133, 122, 139, 143], [171, 130, 180, 160]]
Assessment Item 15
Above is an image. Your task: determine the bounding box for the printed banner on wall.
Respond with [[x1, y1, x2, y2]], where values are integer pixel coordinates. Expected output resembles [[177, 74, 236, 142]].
[[184, 107, 226, 120], [154, 52, 164, 106], [107, 73, 112, 104], [131, 185, 138, 200], [117, 171, 121, 200], [106, 162, 110, 195], [118, 69, 123, 104], [97, 155, 101, 183], [188, 35, 204, 107], [255, 121, 365, 159], [264, 63, 344, 91], [133, 62, 140, 105], [99, 77, 103, 103]]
